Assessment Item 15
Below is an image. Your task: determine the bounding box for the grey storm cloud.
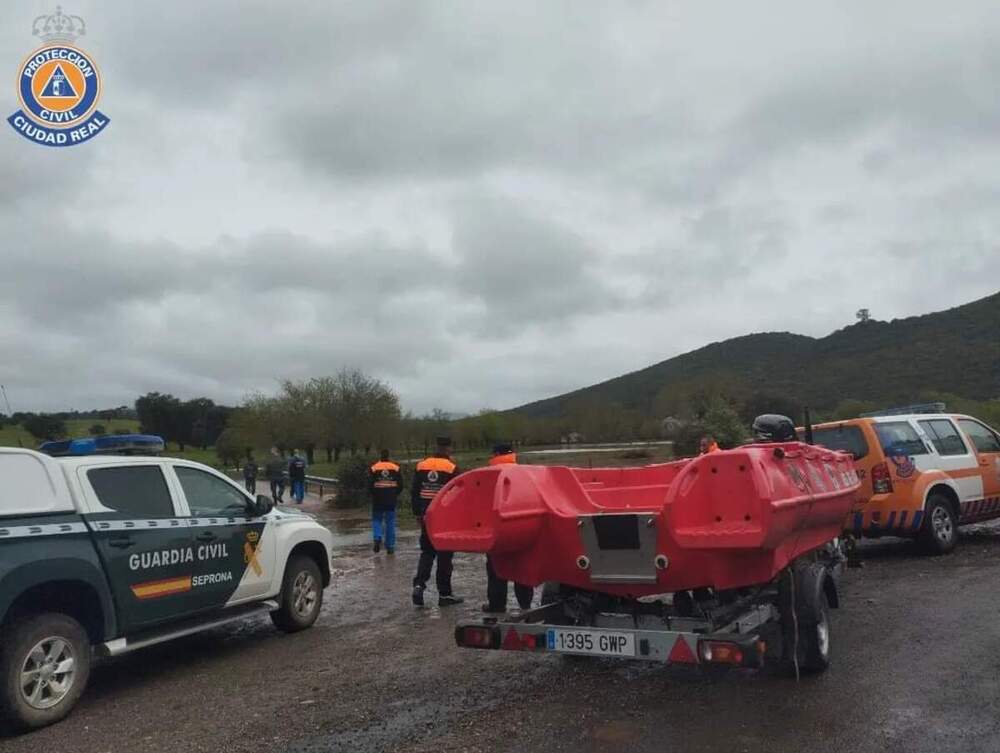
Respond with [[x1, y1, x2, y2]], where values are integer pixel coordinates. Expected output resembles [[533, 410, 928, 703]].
[[1, 0, 1000, 414]]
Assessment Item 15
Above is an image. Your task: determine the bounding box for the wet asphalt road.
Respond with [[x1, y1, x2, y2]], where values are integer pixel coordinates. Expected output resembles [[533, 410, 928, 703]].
[[5, 511, 1000, 753]]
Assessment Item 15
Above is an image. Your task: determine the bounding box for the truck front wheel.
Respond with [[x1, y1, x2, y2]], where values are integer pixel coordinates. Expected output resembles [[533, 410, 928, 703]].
[[0, 612, 91, 731], [270, 555, 324, 633]]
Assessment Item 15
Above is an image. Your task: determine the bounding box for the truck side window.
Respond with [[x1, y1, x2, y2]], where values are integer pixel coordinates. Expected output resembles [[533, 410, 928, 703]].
[[918, 419, 968, 456], [873, 422, 927, 457], [175, 466, 249, 517], [88, 466, 175, 518], [957, 419, 1000, 453]]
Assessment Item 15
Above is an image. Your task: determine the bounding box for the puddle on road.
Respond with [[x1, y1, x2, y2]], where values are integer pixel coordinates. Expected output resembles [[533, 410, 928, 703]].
[[305, 505, 419, 552]]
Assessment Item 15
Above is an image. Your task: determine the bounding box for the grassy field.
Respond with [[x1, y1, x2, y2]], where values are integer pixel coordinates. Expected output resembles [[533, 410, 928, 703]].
[[0, 418, 142, 449]]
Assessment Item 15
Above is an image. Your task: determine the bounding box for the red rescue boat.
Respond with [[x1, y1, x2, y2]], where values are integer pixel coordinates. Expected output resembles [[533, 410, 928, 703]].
[[425, 442, 860, 597]]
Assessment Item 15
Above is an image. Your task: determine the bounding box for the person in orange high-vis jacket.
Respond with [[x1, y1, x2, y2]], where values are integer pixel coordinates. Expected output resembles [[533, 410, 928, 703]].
[[369, 449, 402, 554], [699, 435, 720, 454], [482, 442, 535, 613], [411, 437, 464, 607]]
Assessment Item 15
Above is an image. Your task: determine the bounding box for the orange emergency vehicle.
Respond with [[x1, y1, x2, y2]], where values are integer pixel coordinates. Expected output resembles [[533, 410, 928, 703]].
[[810, 404, 1000, 554]]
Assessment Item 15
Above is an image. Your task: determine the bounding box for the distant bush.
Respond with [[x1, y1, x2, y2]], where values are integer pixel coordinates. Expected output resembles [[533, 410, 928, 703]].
[[22, 414, 66, 441], [333, 455, 372, 509], [88, 424, 106, 436]]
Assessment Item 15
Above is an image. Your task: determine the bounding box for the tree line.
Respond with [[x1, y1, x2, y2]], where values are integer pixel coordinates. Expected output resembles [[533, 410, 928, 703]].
[[6, 372, 997, 464], [216, 370, 402, 466]]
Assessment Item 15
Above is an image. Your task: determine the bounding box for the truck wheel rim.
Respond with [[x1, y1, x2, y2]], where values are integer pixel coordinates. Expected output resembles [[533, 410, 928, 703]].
[[292, 571, 318, 618], [20, 636, 76, 710], [932, 507, 953, 542]]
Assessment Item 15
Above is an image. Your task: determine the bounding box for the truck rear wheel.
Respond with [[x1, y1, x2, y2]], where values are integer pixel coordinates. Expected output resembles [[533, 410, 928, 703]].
[[919, 494, 958, 555], [270, 555, 324, 633], [0, 613, 91, 731]]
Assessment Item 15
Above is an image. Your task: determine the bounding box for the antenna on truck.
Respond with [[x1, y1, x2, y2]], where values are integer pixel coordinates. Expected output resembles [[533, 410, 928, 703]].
[[803, 407, 814, 444]]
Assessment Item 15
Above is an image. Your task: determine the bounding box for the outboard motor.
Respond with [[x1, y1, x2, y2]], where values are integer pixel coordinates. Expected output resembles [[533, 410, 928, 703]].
[[751, 414, 798, 442]]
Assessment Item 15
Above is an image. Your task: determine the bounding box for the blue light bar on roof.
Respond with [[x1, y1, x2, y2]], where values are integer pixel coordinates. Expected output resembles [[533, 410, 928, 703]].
[[39, 434, 165, 457], [859, 402, 947, 418]]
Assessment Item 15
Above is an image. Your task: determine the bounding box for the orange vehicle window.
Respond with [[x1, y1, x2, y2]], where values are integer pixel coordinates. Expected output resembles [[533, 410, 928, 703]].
[[918, 419, 968, 457], [874, 422, 927, 457], [958, 419, 1000, 453], [812, 425, 869, 459]]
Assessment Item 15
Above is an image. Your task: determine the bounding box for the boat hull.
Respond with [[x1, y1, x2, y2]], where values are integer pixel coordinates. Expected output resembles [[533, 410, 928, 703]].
[[425, 442, 860, 597]]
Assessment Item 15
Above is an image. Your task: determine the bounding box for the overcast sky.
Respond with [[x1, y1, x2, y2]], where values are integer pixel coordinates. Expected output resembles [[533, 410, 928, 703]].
[[2, 1, 998, 415]]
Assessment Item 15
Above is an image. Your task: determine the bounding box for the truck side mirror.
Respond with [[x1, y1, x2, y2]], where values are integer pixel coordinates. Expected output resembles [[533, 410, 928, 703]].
[[251, 494, 274, 517]]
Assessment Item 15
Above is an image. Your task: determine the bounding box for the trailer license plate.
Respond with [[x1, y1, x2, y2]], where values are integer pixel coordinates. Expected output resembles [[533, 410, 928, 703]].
[[547, 628, 636, 657]]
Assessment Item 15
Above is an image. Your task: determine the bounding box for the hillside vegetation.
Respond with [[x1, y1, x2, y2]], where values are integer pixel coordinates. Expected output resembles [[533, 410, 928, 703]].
[[513, 291, 1000, 419]]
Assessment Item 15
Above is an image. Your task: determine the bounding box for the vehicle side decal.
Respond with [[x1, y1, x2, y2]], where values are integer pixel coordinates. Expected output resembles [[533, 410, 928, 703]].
[[86, 516, 272, 531], [857, 498, 1000, 533], [0, 521, 88, 539], [131, 576, 193, 600]]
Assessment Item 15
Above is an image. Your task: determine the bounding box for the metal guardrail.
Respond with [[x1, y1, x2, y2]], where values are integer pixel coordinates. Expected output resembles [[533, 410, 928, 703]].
[[227, 471, 337, 500], [305, 474, 337, 499]]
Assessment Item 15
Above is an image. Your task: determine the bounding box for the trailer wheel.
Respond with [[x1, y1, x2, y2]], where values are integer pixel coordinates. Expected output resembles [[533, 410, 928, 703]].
[[782, 589, 831, 675], [540, 582, 561, 605], [919, 493, 958, 555]]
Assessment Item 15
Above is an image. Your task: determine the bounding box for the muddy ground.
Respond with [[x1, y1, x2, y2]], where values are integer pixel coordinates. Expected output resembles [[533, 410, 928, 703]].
[[5, 509, 1000, 753]]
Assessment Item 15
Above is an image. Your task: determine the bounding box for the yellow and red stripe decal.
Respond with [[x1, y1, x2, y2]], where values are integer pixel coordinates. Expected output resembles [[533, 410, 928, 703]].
[[131, 575, 192, 600]]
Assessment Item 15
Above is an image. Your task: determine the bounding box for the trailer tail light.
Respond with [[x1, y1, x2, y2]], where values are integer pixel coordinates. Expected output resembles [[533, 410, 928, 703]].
[[500, 628, 544, 651], [872, 462, 893, 494], [698, 641, 744, 665], [456, 625, 498, 649]]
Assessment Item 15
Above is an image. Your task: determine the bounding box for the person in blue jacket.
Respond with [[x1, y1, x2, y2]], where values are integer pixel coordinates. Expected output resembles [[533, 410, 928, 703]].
[[288, 450, 307, 504]]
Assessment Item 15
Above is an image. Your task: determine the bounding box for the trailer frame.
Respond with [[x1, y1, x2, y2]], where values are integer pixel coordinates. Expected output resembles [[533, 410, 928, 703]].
[[455, 547, 844, 673]]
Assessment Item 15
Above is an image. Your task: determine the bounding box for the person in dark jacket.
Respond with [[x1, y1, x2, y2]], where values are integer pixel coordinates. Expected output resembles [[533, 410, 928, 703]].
[[369, 449, 402, 554], [265, 447, 285, 503], [411, 437, 463, 607], [288, 450, 307, 504], [482, 442, 534, 613], [243, 454, 259, 495]]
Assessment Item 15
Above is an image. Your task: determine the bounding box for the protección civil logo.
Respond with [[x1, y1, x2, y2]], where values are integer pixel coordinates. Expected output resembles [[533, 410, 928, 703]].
[[7, 7, 110, 147]]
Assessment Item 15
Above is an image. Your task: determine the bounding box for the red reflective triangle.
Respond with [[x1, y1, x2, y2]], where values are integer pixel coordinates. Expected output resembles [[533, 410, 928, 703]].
[[502, 628, 523, 650], [668, 636, 697, 664]]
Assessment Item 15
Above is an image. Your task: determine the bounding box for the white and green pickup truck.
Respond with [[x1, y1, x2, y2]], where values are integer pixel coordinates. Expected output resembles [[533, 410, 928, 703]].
[[0, 447, 334, 730]]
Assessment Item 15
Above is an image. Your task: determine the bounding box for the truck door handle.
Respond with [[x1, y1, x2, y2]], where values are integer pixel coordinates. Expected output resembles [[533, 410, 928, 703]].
[[108, 536, 134, 549], [196, 532, 217, 543]]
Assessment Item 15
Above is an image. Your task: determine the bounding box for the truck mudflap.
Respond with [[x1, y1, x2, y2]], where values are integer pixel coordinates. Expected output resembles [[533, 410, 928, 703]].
[[455, 601, 778, 669]]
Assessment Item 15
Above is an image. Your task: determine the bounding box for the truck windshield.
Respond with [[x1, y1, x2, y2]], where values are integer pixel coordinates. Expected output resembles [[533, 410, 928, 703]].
[[874, 421, 928, 457], [812, 425, 869, 459]]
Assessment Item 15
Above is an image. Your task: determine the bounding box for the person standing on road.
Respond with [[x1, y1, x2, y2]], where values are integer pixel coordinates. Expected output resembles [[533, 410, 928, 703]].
[[411, 436, 464, 607], [288, 449, 307, 505], [243, 454, 259, 495], [369, 449, 402, 554], [482, 442, 534, 613], [265, 447, 286, 503]]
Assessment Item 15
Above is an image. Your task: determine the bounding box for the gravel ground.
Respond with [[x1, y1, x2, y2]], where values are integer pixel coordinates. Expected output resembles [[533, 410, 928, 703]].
[[5, 517, 1000, 753]]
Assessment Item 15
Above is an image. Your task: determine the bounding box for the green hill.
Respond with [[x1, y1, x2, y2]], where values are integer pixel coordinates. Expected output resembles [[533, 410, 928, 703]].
[[513, 291, 1000, 418]]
